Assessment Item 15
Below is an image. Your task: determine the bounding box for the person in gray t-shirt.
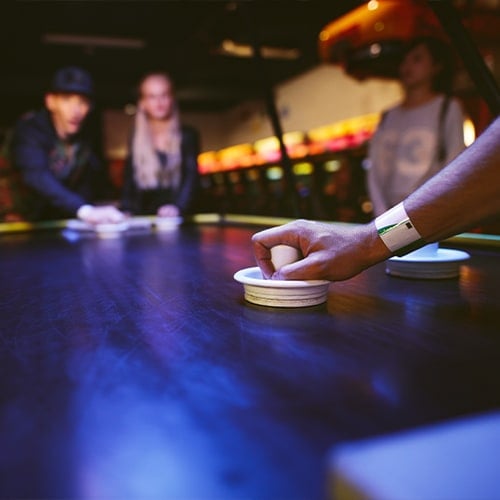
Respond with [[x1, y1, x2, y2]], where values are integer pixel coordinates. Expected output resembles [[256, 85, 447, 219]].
[[367, 36, 465, 217]]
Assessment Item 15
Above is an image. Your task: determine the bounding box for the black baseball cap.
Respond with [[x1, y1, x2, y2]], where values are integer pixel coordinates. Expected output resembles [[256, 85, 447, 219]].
[[49, 66, 94, 97]]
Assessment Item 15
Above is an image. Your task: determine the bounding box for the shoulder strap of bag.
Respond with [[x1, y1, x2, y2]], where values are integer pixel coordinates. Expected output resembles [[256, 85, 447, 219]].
[[437, 95, 451, 162]]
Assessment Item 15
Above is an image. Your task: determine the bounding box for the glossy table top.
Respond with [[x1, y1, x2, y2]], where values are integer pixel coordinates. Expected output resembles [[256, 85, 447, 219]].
[[1, 220, 499, 498]]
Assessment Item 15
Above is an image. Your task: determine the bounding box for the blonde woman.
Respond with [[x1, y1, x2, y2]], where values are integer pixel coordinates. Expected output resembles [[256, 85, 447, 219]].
[[121, 72, 200, 217]]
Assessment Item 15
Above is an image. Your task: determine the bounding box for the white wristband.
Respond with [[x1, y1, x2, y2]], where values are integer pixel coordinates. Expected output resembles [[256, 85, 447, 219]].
[[375, 202, 425, 256]]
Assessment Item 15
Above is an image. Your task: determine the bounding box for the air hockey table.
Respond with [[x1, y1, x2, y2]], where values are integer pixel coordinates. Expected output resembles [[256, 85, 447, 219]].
[[0, 214, 499, 499]]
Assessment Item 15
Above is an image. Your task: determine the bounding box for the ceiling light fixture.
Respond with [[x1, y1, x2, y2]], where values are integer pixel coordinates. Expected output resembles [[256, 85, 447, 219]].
[[42, 33, 146, 50], [217, 39, 300, 60]]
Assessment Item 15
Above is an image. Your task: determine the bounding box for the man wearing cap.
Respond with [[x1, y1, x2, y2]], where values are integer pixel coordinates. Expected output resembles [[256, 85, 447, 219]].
[[10, 66, 125, 223]]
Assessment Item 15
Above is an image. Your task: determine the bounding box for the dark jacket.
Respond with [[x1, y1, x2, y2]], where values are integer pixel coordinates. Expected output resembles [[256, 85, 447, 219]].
[[11, 108, 103, 220], [121, 125, 200, 215]]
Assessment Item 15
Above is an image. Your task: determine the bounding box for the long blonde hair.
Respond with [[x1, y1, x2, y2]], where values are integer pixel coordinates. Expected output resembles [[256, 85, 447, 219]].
[[132, 72, 182, 189]]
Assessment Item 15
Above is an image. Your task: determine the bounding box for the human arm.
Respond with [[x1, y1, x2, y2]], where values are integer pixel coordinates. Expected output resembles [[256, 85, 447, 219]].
[[12, 118, 89, 215], [252, 116, 500, 281], [404, 115, 499, 242]]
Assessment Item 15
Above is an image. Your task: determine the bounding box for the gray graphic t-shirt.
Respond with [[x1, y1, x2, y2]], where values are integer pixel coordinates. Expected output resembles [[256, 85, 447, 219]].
[[367, 95, 465, 216]]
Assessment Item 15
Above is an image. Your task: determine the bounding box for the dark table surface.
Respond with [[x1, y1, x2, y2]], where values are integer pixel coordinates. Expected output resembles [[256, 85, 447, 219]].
[[1, 220, 499, 499]]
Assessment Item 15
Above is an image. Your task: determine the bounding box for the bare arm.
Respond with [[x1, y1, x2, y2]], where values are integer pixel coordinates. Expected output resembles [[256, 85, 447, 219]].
[[405, 116, 500, 242], [252, 117, 500, 281]]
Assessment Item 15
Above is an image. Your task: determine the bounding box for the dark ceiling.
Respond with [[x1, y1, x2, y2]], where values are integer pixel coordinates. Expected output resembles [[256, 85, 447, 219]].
[[1, 0, 365, 124]]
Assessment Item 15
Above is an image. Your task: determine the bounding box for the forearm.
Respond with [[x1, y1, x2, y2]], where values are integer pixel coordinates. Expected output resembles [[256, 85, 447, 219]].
[[22, 168, 86, 215], [252, 118, 499, 282], [404, 116, 500, 242], [14, 139, 86, 215], [342, 118, 499, 273]]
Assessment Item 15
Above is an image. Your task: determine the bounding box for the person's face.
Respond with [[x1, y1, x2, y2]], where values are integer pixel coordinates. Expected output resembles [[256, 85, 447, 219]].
[[45, 93, 91, 139], [399, 43, 440, 91], [139, 76, 175, 120]]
